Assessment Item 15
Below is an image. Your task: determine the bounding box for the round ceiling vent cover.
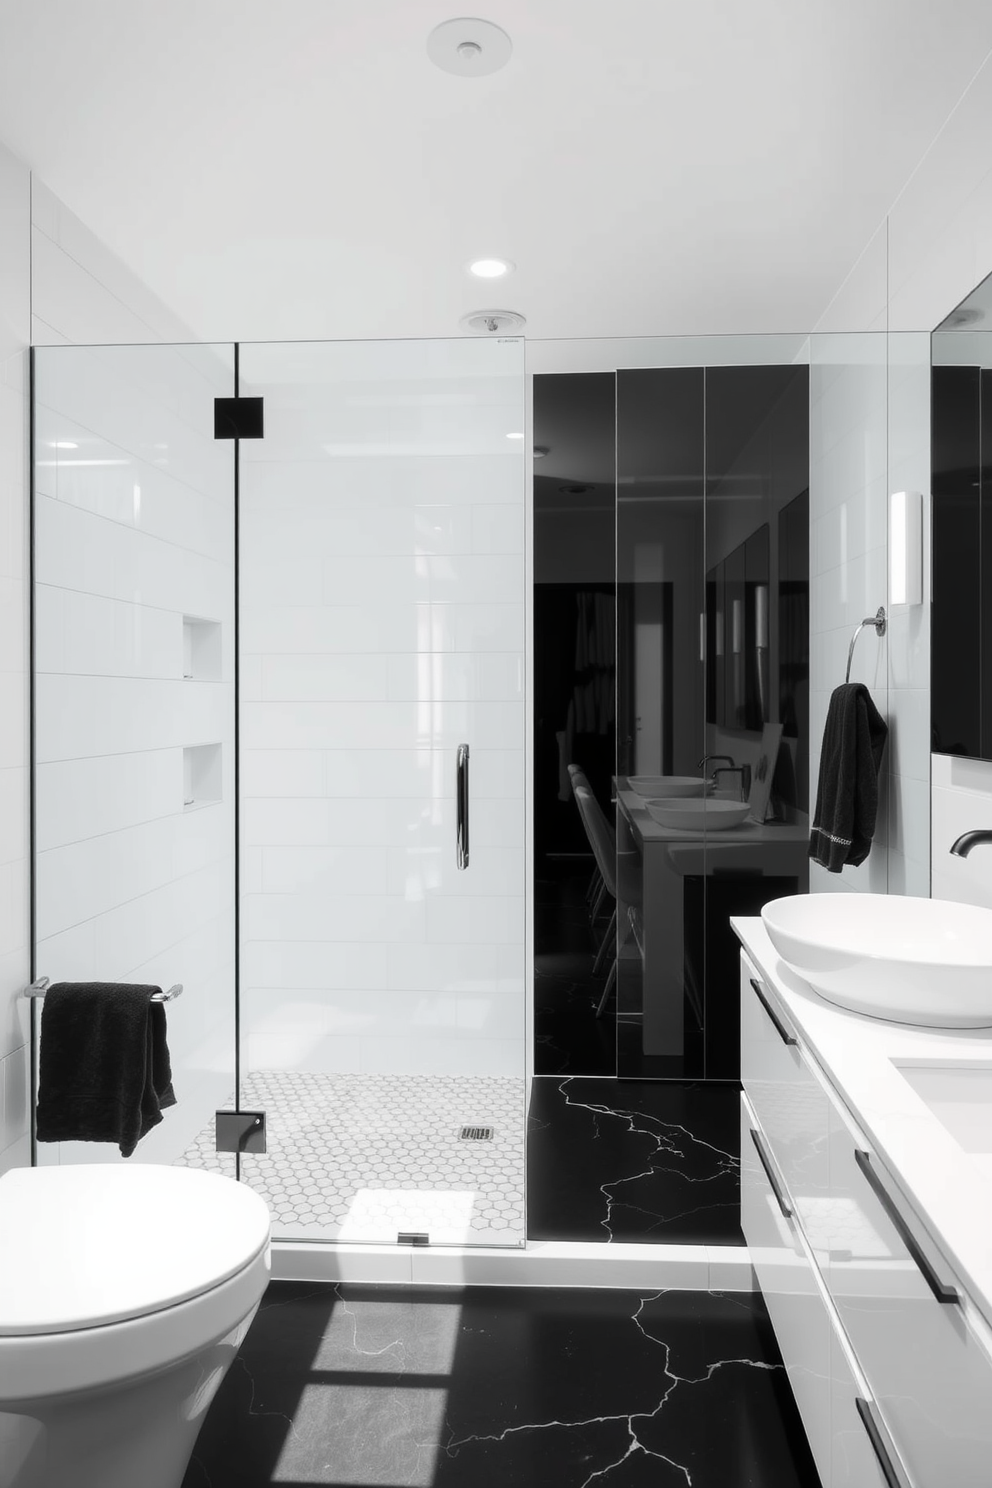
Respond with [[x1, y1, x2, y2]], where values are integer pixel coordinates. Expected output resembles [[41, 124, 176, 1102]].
[[427, 18, 513, 76], [459, 308, 526, 335]]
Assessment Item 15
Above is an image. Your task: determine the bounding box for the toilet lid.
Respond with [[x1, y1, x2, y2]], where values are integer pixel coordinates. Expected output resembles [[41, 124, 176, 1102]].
[[0, 1164, 271, 1335]]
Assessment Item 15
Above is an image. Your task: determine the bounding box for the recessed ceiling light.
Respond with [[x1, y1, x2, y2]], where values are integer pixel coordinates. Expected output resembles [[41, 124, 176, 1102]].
[[51, 440, 78, 449], [427, 18, 513, 76], [506, 431, 524, 440], [469, 257, 514, 279], [533, 445, 549, 459]]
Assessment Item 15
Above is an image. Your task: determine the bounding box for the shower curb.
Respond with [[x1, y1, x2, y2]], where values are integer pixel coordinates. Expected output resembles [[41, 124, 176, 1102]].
[[271, 1238, 755, 1291]]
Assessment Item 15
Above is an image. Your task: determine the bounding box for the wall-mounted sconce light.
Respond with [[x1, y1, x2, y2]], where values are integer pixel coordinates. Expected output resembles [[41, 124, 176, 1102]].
[[755, 585, 769, 650], [889, 490, 923, 607], [731, 599, 743, 654]]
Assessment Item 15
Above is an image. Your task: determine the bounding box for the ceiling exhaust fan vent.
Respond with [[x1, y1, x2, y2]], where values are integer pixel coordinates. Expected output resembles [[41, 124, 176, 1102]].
[[459, 308, 527, 335]]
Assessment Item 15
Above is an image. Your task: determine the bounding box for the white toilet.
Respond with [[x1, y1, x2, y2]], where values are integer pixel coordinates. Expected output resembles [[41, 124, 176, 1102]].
[[0, 1163, 271, 1488]]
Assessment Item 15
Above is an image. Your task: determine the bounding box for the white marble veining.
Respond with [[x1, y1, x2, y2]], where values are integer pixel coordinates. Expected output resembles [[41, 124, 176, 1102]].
[[554, 1080, 740, 1243], [734, 915, 992, 1340], [442, 1288, 783, 1488]]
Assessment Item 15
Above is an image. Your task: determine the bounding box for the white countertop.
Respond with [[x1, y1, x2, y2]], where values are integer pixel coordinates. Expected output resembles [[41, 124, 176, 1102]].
[[733, 915, 992, 1335], [616, 783, 809, 847]]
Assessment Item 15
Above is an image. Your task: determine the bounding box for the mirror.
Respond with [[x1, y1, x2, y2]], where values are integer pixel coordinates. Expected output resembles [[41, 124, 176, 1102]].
[[932, 269, 992, 759], [706, 524, 771, 732]]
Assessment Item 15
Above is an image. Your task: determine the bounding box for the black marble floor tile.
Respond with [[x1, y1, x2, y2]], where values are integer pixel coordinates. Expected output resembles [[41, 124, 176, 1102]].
[[534, 863, 617, 1076], [184, 1281, 821, 1488], [528, 1076, 744, 1244]]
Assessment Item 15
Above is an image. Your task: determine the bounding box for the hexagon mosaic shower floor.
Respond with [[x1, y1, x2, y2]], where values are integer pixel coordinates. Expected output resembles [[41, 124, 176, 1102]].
[[175, 1070, 526, 1246]]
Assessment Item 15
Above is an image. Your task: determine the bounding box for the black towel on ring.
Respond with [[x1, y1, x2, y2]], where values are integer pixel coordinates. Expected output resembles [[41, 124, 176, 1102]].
[[36, 983, 177, 1157], [809, 682, 888, 872]]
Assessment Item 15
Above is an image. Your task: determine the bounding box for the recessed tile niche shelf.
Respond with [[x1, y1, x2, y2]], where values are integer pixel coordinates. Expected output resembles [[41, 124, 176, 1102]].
[[183, 744, 222, 811], [182, 616, 222, 681]]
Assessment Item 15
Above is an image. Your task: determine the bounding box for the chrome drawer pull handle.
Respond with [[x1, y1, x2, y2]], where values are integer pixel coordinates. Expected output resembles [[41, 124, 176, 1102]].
[[855, 1397, 909, 1488], [749, 977, 797, 1046], [854, 1150, 958, 1304], [749, 1127, 793, 1219]]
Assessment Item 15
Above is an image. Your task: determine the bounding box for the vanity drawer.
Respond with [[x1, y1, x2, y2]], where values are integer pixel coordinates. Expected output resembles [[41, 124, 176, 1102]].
[[829, 1327, 905, 1488], [826, 1098, 992, 1487], [740, 1093, 833, 1488], [740, 953, 831, 1207]]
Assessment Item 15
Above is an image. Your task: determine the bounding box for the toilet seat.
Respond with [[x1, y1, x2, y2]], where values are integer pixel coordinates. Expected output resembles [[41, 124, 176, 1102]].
[[0, 1164, 271, 1335], [0, 1165, 272, 1403]]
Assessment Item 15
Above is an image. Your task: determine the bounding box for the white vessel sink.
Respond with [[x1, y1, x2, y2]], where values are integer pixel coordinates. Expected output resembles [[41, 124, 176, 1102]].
[[645, 797, 750, 830], [628, 775, 711, 798], [762, 893, 992, 1027]]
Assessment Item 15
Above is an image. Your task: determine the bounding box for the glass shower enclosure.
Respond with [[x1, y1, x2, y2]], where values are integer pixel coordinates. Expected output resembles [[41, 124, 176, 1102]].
[[30, 335, 526, 1248]]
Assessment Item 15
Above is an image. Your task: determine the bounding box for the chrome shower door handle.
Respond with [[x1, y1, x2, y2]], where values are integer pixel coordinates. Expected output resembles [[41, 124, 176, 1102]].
[[456, 743, 470, 869]]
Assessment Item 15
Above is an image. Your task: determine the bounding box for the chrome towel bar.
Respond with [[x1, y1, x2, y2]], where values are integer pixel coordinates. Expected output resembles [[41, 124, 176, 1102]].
[[24, 977, 183, 1002]]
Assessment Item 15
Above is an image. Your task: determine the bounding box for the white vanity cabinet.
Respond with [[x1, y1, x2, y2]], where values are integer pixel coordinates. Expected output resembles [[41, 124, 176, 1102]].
[[740, 949, 992, 1488], [740, 1083, 890, 1488], [826, 1092, 992, 1487], [740, 1092, 836, 1488]]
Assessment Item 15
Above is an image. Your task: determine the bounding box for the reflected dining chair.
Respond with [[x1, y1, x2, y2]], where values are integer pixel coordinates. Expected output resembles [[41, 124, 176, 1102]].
[[572, 780, 619, 1016], [568, 764, 605, 919]]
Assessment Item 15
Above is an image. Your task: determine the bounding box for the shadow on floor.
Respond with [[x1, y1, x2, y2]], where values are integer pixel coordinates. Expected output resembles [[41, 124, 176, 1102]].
[[184, 1281, 821, 1488]]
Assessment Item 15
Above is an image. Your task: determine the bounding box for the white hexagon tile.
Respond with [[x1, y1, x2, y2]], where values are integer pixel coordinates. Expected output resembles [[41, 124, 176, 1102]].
[[175, 1071, 526, 1247]]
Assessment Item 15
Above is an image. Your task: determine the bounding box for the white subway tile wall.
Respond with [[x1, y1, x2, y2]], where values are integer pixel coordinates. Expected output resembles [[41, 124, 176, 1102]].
[[239, 337, 525, 1080], [0, 143, 31, 1175], [3, 163, 207, 1171], [33, 341, 237, 1168]]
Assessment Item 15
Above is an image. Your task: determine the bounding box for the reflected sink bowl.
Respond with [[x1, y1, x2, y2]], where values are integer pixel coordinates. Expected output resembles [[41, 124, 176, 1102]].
[[629, 775, 711, 798], [644, 797, 750, 830], [762, 894, 992, 1027]]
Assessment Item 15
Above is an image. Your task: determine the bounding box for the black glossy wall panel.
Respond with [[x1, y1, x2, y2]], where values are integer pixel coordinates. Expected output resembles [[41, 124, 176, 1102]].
[[932, 365, 981, 757]]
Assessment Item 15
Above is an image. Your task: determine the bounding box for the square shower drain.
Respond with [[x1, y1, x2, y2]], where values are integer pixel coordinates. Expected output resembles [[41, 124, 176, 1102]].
[[459, 1125, 494, 1141]]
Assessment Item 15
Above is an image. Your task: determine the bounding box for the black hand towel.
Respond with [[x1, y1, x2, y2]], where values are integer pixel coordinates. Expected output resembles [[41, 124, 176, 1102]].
[[809, 682, 888, 872], [36, 983, 177, 1157]]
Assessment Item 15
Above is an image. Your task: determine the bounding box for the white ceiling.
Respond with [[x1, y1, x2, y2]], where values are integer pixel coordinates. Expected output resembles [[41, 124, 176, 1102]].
[[0, 0, 990, 343]]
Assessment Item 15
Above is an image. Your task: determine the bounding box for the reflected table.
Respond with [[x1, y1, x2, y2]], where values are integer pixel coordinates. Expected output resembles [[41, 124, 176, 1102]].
[[615, 780, 809, 1059]]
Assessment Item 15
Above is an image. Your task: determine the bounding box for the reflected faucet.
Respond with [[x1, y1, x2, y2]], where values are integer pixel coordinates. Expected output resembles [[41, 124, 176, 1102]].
[[713, 764, 752, 802], [698, 754, 734, 781], [949, 830, 992, 857]]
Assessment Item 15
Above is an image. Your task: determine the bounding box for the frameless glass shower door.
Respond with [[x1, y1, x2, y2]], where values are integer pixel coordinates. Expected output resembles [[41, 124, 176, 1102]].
[[32, 342, 238, 1173], [236, 337, 526, 1245]]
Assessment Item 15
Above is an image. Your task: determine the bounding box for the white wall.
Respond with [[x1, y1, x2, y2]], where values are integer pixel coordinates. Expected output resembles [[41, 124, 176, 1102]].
[[810, 50, 992, 901], [31, 178, 196, 348], [239, 338, 526, 1079], [885, 332, 931, 896], [808, 332, 890, 892], [0, 142, 30, 1176], [0, 148, 205, 1173]]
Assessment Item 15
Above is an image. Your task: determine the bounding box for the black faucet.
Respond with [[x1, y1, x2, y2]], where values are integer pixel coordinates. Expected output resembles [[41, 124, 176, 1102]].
[[949, 830, 992, 857]]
